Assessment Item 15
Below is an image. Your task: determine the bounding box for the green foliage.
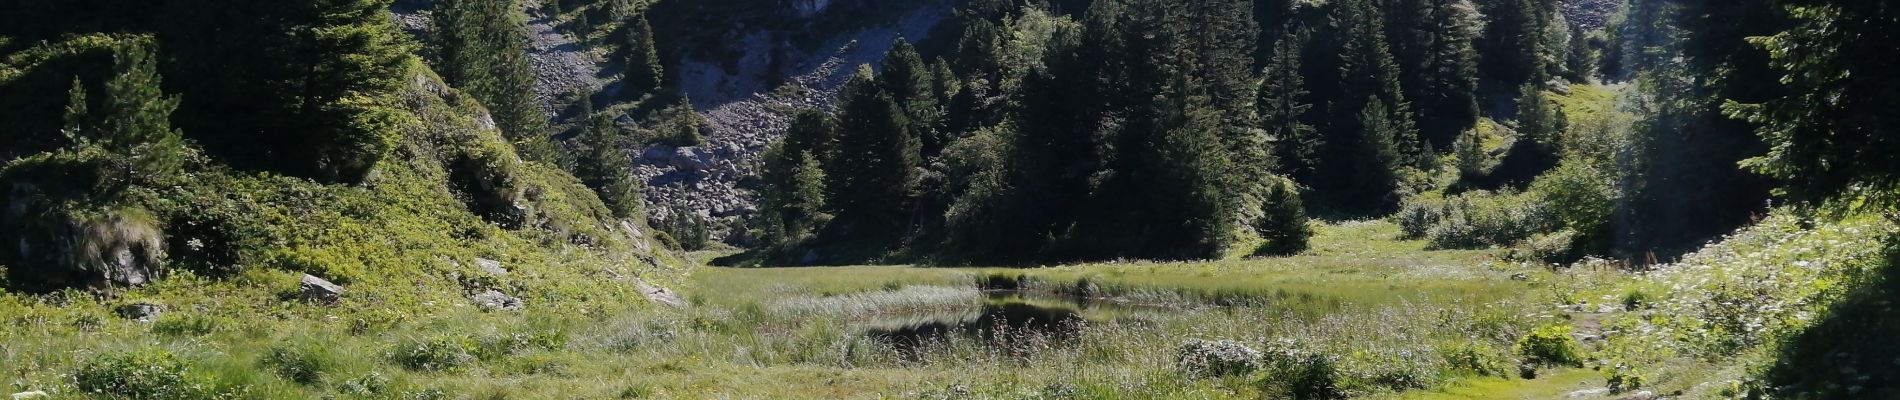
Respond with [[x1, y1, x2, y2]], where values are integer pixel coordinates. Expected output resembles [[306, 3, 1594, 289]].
[[621, 14, 664, 99], [1386, 0, 1481, 149], [392, 335, 477, 372], [825, 66, 920, 240], [756, 111, 835, 250], [1732, 1, 1900, 210], [263, 338, 344, 385], [76, 348, 213, 399], [572, 100, 642, 219], [1515, 324, 1583, 368], [1253, 177, 1312, 256], [433, 0, 558, 165], [159, 0, 414, 183]]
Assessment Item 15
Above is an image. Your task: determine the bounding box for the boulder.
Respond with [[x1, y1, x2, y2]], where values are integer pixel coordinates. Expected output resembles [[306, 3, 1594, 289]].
[[115, 303, 164, 323], [473, 258, 508, 276], [471, 290, 523, 311], [298, 274, 344, 305], [11, 391, 49, 400]]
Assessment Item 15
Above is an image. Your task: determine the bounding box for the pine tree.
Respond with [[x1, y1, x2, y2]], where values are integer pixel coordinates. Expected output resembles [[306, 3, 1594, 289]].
[[1389, 0, 1481, 149], [826, 66, 920, 239], [1252, 176, 1312, 256], [1259, 27, 1318, 181], [1736, 0, 1900, 206], [62, 39, 189, 195], [1477, 0, 1552, 88], [1315, 0, 1419, 213], [879, 39, 944, 156], [758, 111, 836, 247], [159, 0, 410, 183], [573, 101, 641, 219], [622, 14, 664, 99], [435, 0, 559, 165]]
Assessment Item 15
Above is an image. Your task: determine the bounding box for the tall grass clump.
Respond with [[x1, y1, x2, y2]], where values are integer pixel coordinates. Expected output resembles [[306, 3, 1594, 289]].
[[75, 348, 214, 399]]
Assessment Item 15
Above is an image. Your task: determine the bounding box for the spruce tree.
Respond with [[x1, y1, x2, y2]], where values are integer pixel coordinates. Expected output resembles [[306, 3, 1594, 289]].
[[63, 39, 189, 195], [434, 0, 559, 165], [1259, 27, 1317, 182], [1476, 0, 1552, 88], [1252, 176, 1312, 256], [879, 39, 943, 156], [622, 14, 664, 99], [573, 103, 641, 219], [1389, 0, 1481, 149], [1317, 0, 1418, 213], [826, 66, 920, 239], [758, 111, 837, 247]]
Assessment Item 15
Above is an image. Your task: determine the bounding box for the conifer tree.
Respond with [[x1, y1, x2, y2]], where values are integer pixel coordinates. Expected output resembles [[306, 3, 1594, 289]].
[[622, 14, 664, 99], [879, 40, 944, 156], [63, 39, 189, 194], [160, 0, 410, 183], [1316, 0, 1418, 213], [757, 110, 837, 247], [1388, 0, 1481, 149], [573, 102, 641, 219], [1259, 27, 1317, 181], [435, 0, 559, 165], [826, 66, 920, 239]]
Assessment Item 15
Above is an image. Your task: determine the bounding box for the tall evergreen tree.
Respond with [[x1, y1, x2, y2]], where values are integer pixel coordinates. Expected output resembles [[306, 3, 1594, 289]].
[[622, 14, 664, 100], [1735, 0, 1900, 207], [1315, 0, 1418, 213], [1258, 27, 1318, 181], [879, 39, 945, 156], [1388, 0, 1481, 149], [572, 101, 641, 219], [826, 66, 921, 239], [434, 0, 559, 165], [757, 110, 838, 247], [1476, 0, 1553, 89], [158, 0, 410, 183], [62, 39, 189, 194]]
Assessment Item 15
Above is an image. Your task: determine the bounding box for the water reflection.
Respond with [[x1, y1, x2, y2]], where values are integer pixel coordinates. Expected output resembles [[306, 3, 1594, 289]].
[[861, 291, 1164, 356]]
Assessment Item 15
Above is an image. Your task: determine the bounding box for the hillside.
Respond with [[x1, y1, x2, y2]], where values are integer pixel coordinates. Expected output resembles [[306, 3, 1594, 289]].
[[3, 0, 1899, 398]]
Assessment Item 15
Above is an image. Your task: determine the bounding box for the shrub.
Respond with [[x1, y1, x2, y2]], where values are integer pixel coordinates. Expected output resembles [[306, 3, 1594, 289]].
[[391, 335, 476, 371], [1253, 177, 1313, 256], [1441, 342, 1511, 377], [1528, 161, 1615, 242], [1516, 324, 1584, 368], [263, 339, 342, 384], [1255, 340, 1344, 400], [1175, 339, 1263, 377], [75, 348, 212, 399], [1394, 197, 1444, 239]]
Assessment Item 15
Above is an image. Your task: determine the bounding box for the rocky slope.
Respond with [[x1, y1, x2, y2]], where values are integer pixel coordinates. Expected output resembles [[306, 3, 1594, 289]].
[[633, 1, 954, 239]]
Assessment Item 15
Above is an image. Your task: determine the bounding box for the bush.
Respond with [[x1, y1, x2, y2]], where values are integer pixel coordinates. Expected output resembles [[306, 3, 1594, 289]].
[[1516, 324, 1584, 368], [391, 335, 476, 371], [75, 348, 212, 399], [263, 339, 343, 384], [1253, 177, 1313, 256], [1529, 161, 1614, 242], [1441, 342, 1511, 377], [1255, 340, 1344, 400], [1175, 339, 1263, 377]]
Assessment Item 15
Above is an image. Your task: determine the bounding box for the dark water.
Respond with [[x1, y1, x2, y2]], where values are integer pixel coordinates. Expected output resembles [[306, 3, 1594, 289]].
[[861, 291, 1156, 356]]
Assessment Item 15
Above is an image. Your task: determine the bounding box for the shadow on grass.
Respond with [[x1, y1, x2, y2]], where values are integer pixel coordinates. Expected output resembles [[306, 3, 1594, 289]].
[[1757, 241, 1900, 398]]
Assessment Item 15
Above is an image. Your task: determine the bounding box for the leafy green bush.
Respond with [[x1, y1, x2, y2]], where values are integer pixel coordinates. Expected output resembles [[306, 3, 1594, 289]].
[[1441, 342, 1511, 377], [75, 348, 212, 399], [1516, 324, 1583, 368]]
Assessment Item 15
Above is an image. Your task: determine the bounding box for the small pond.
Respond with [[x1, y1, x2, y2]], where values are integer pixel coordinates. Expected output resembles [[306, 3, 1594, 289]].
[[861, 291, 1168, 356]]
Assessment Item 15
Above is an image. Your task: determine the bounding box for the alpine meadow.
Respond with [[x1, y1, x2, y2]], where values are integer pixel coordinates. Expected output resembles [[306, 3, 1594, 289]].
[[2, 0, 1898, 398]]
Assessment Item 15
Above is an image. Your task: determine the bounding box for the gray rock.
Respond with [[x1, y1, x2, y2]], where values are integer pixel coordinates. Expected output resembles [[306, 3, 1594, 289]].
[[632, 279, 685, 308], [471, 290, 523, 311], [1567, 388, 1611, 398], [299, 274, 344, 305], [12, 391, 49, 400], [473, 258, 508, 276], [116, 303, 164, 323]]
